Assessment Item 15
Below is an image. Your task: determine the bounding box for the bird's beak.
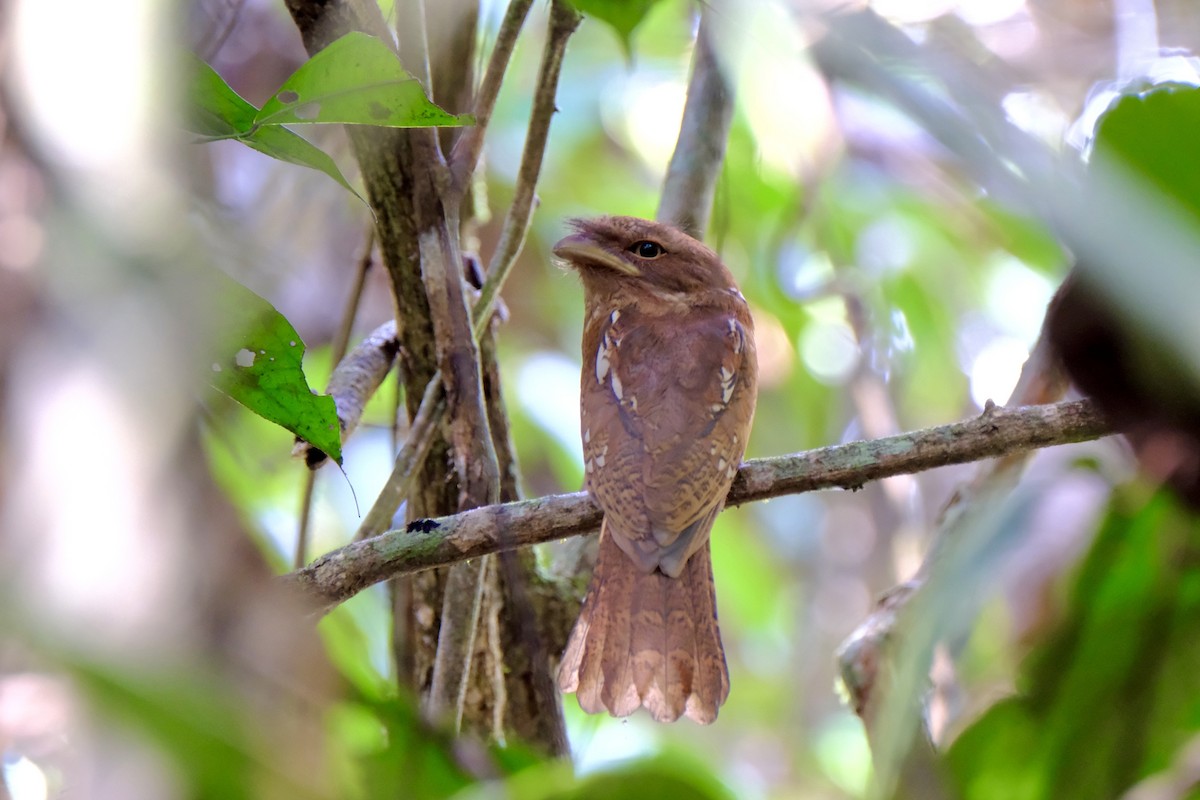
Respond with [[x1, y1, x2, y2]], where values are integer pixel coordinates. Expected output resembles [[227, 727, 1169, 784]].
[[553, 234, 642, 276]]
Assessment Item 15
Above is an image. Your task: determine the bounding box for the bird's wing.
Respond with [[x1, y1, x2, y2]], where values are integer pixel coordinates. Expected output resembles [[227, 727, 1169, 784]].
[[582, 304, 756, 576]]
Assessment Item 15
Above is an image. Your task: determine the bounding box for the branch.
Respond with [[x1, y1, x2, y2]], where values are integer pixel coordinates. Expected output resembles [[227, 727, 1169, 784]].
[[354, 372, 447, 539], [655, 8, 734, 238], [448, 0, 536, 194], [473, 0, 581, 339], [353, 0, 581, 538], [286, 399, 1114, 611], [837, 316, 1069, 738]]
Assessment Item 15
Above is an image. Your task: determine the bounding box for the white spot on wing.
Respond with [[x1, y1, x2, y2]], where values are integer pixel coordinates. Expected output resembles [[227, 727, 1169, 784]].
[[719, 365, 736, 404], [611, 371, 624, 400], [595, 344, 610, 384]]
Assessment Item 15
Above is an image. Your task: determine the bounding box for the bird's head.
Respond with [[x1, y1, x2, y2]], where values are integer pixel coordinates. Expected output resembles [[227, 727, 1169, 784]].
[[553, 216, 738, 299]]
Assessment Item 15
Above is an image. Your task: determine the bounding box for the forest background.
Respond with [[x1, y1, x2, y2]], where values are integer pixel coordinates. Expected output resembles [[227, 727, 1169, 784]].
[[2, 0, 1200, 798]]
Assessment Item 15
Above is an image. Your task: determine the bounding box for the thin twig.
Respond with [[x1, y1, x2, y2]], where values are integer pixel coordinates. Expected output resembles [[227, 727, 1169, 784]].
[[294, 472, 318, 571], [294, 228, 376, 568], [448, 0, 537, 194], [332, 229, 377, 364], [425, 555, 488, 727], [473, 0, 581, 339], [354, 373, 448, 539], [286, 399, 1115, 611], [656, 8, 734, 238]]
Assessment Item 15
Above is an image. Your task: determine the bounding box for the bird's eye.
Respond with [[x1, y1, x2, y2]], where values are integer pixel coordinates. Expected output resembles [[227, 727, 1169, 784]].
[[628, 240, 665, 259]]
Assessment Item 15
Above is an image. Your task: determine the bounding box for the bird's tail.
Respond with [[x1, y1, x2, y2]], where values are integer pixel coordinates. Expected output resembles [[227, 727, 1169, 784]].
[[557, 519, 729, 724]]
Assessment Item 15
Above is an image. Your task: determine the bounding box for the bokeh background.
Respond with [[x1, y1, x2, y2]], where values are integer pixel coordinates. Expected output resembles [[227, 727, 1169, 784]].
[[3, 0, 1197, 797]]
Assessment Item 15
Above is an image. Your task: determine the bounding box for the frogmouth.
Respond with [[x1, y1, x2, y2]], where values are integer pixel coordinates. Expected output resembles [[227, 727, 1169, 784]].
[[553, 216, 758, 724]]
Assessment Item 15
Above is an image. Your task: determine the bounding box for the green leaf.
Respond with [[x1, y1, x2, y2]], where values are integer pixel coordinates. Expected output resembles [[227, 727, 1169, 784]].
[[255, 32, 473, 128], [1092, 84, 1200, 226], [187, 59, 363, 198], [354, 694, 475, 800], [567, 0, 661, 57], [209, 274, 342, 464], [944, 487, 1200, 800], [188, 58, 257, 137], [241, 124, 364, 198]]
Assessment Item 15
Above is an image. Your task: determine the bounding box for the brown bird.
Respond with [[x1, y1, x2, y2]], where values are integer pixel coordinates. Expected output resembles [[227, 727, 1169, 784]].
[[553, 216, 758, 724]]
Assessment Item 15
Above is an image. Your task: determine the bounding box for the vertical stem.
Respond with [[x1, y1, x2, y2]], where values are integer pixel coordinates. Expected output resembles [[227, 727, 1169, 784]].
[[474, 0, 582, 338], [656, 9, 734, 239], [295, 229, 375, 568]]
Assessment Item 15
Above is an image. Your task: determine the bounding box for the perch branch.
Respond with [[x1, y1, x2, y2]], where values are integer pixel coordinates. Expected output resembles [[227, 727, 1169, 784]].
[[286, 399, 1114, 611]]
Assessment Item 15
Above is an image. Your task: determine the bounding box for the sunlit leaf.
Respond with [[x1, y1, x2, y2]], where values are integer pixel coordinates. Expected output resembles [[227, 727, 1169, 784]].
[[944, 487, 1200, 800], [210, 274, 342, 464], [187, 59, 363, 198], [1092, 84, 1200, 225], [255, 32, 473, 128], [188, 58, 257, 137]]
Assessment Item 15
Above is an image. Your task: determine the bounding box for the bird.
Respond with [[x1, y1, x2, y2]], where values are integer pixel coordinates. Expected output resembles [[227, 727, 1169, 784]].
[[552, 215, 758, 724]]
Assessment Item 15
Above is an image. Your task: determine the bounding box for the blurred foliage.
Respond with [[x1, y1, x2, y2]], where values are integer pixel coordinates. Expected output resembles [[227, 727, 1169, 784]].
[[944, 487, 1200, 800], [565, 0, 664, 57], [1092, 84, 1200, 227], [17, 0, 1200, 799]]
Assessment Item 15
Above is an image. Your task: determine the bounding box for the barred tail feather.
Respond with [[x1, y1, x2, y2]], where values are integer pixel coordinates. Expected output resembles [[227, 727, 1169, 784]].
[[557, 520, 728, 724]]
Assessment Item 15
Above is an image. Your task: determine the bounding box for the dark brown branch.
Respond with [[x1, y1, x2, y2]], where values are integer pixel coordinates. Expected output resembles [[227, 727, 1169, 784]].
[[286, 399, 1114, 611], [353, 0, 581, 536]]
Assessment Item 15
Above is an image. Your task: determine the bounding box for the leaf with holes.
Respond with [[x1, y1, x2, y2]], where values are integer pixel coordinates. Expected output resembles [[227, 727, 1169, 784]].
[[187, 59, 363, 199], [209, 274, 342, 465], [255, 32, 473, 128]]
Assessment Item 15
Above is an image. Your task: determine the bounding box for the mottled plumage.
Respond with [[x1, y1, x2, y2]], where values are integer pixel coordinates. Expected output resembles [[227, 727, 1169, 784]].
[[554, 216, 758, 724]]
